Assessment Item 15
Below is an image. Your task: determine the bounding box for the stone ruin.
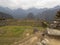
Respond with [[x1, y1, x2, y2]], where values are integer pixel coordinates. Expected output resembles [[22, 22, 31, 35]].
[[38, 10, 60, 45], [50, 10, 60, 29], [46, 10, 60, 36]]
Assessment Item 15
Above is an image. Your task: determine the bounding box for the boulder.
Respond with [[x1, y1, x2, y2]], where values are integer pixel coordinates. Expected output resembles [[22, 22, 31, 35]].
[[46, 28, 60, 36]]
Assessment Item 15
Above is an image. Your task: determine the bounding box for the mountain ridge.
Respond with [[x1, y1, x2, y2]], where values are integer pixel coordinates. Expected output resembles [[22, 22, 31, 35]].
[[0, 5, 60, 21]]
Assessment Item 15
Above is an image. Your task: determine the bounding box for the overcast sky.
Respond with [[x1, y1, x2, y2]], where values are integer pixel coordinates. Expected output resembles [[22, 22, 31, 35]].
[[0, 0, 60, 9]]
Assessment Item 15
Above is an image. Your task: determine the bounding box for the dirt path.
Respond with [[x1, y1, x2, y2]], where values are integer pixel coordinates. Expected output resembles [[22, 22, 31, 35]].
[[12, 32, 41, 45], [20, 36, 38, 45], [46, 37, 60, 45]]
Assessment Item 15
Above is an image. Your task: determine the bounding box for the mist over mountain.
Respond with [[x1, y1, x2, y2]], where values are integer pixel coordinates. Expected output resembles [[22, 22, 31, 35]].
[[0, 7, 48, 19], [0, 5, 60, 21], [36, 6, 60, 21]]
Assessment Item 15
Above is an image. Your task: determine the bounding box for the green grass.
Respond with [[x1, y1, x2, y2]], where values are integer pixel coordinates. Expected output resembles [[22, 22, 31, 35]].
[[0, 26, 34, 37], [0, 26, 33, 45], [0, 19, 46, 45], [0, 26, 44, 45]]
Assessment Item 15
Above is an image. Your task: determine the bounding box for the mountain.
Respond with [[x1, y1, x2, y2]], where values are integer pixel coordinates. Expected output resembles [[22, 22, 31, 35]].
[[0, 5, 60, 21], [0, 7, 48, 19], [26, 8, 48, 15], [36, 6, 60, 21], [0, 12, 13, 19], [0, 7, 12, 14], [12, 8, 27, 19]]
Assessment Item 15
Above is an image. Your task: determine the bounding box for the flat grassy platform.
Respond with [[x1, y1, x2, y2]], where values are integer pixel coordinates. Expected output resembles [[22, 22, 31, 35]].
[[0, 26, 44, 45]]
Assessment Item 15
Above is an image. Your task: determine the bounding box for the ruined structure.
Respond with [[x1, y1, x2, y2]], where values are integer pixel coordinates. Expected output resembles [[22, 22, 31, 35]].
[[46, 10, 60, 36], [52, 10, 60, 29]]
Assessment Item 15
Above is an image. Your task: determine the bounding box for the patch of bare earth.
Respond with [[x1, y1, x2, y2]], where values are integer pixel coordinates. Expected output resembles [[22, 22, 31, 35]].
[[48, 37, 60, 45]]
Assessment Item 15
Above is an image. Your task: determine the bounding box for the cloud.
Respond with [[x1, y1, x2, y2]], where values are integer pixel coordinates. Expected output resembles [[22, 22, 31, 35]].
[[0, 0, 60, 9]]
